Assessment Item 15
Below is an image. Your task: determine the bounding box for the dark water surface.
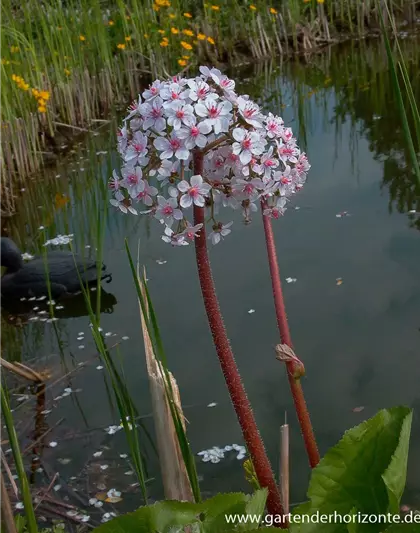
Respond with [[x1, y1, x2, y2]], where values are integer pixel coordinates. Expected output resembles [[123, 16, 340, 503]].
[[2, 37, 420, 514]]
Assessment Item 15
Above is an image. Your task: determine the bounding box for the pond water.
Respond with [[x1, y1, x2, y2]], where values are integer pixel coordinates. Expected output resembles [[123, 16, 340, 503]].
[[2, 37, 420, 517]]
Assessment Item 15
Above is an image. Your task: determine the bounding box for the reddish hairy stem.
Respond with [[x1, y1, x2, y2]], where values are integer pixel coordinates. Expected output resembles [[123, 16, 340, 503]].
[[261, 209, 320, 468], [193, 152, 285, 524]]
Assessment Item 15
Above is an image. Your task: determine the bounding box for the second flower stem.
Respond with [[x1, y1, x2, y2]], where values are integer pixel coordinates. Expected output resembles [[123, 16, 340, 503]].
[[262, 209, 320, 469]]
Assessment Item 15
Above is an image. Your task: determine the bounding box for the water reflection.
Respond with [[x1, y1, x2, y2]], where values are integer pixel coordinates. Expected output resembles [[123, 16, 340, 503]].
[[2, 36, 420, 509]]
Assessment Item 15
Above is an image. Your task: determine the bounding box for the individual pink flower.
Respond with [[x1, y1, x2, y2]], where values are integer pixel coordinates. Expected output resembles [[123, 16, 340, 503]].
[[199, 66, 235, 94], [277, 140, 300, 164], [187, 78, 216, 101], [139, 97, 166, 131], [122, 166, 144, 198], [177, 120, 212, 149], [142, 80, 163, 101], [156, 159, 180, 185], [125, 96, 142, 121], [155, 196, 183, 226], [164, 101, 195, 130], [237, 96, 264, 128], [117, 124, 128, 153], [153, 134, 189, 160], [177, 175, 211, 208], [179, 222, 204, 242], [124, 132, 149, 166], [281, 127, 294, 143], [232, 128, 266, 165], [265, 113, 284, 138], [233, 177, 264, 201], [195, 98, 232, 134], [252, 147, 279, 179], [108, 170, 122, 192], [160, 82, 189, 102], [161, 226, 188, 246], [135, 180, 158, 206], [263, 197, 287, 219], [295, 153, 310, 176], [208, 221, 233, 245]]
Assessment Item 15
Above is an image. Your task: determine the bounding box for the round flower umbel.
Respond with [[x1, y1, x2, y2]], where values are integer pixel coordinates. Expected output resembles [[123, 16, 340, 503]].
[[110, 66, 311, 246]]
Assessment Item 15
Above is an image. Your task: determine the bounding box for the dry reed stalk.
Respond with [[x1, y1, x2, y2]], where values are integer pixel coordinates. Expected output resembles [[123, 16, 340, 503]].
[[1, 451, 19, 498], [279, 418, 289, 516], [0, 358, 45, 383], [137, 274, 193, 502], [1, 470, 18, 533]]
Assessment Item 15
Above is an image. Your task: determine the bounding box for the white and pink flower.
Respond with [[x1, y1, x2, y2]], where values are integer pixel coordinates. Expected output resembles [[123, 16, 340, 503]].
[[110, 66, 310, 246]]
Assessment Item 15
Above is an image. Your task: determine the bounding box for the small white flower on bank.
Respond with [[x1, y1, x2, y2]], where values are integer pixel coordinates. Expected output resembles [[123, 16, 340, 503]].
[[285, 277, 297, 284], [248, 309, 255, 314], [93, 451, 103, 458], [15, 502, 24, 510], [49, 441, 58, 448], [207, 402, 217, 408], [21, 253, 34, 261]]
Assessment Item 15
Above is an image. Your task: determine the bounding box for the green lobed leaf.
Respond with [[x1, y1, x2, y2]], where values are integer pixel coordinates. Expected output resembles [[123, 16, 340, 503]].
[[92, 492, 260, 533], [239, 488, 268, 530], [291, 407, 412, 533]]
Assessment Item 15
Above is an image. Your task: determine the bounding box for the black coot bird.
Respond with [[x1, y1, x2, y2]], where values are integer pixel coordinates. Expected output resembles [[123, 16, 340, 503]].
[[1, 237, 112, 300]]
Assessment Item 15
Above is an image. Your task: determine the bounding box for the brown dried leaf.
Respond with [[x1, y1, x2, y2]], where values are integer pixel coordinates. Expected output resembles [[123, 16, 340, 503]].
[[105, 496, 123, 504]]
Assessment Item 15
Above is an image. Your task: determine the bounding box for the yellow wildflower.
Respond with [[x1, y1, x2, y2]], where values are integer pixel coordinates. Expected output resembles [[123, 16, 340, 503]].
[[317, 0, 325, 3], [182, 55, 190, 59], [270, 7, 277, 14], [169, 13, 176, 19], [183, 29, 194, 36], [64, 68, 71, 76], [171, 27, 179, 34], [22, 83, 29, 91], [1, 59, 10, 65], [38, 98, 46, 106], [108, 20, 115, 26], [38, 106, 47, 113], [178, 59, 187, 66], [160, 39, 169, 47], [180, 40, 193, 50], [155, 0, 171, 5], [152, 3, 160, 11], [125, 36, 131, 41], [184, 12, 192, 18], [206, 36, 215, 44], [158, 29, 166, 34], [40, 91, 50, 100], [144, 33, 149, 39], [10, 46, 19, 53], [79, 35, 86, 41], [250, 5, 257, 11], [211, 5, 220, 10], [117, 43, 126, 50], [197, 33, 206, 40]]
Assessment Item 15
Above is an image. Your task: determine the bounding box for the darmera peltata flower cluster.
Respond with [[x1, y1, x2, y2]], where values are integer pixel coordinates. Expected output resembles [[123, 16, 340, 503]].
[[110, 66, 310, 246]]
